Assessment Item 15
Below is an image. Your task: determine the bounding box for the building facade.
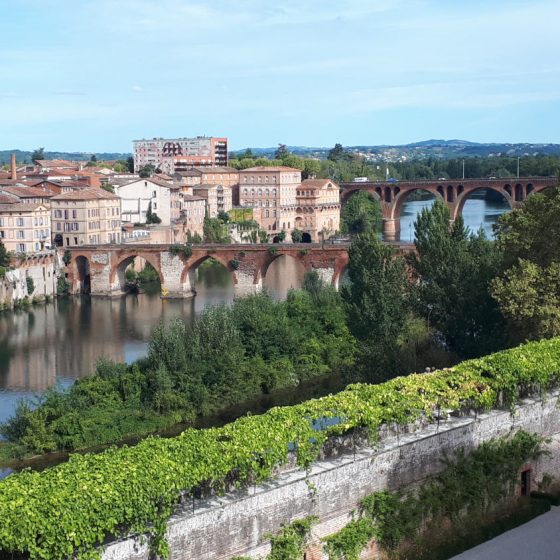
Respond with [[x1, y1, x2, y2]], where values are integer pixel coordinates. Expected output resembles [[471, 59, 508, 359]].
[[51, 189, 122, 247], [179, 195, 206, 238], [192, 184, 233, 218], [0, 203, 51, 253], [133, 137, 228, 173], [238, 167, 300, 239], [113, 178, 181, 226], [295, 179, 341, 242]]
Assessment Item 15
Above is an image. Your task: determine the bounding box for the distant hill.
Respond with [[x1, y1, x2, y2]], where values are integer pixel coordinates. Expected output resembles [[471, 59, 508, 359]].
[[231, 140, 560, 161], [0, 150, 131, 164]]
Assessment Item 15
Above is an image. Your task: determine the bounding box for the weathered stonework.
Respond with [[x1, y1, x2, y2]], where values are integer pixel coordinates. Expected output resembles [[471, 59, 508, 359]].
[[102, 391, 560, 560], [66, 244, 351, 297]]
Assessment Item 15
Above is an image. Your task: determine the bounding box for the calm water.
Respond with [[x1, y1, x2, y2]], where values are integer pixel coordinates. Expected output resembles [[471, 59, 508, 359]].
[[398, 190, 510, 242], [0, 257, 305, 424]]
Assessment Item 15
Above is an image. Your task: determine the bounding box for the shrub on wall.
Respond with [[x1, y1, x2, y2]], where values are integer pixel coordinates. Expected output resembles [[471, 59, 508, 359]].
[[0, 338, 559, 559]]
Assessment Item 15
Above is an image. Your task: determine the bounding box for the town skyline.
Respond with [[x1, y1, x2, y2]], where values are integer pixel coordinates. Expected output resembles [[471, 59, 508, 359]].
[[1, 0, 560, 151]]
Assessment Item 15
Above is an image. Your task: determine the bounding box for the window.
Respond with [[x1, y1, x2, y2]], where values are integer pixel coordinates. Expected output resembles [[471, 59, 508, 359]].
[[0, 219, 3, 227], [152, 191, 156, 197], [17, 243, 25, 252], [153, 202, 157, 210], [17, 230, 24, 239], [72, 210, 77, 219], [258, 176, 262, 183], [16, 217, 24, 226], [35, 243, 40, 251], [265, 176, 269, 183]]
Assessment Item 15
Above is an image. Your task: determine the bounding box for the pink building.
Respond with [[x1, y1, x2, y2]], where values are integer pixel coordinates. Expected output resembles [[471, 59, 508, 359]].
[[238, 167, 301, 240]]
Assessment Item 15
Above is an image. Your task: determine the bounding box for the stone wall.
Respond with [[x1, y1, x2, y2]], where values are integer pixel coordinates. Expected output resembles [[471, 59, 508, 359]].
[[102, 391, 560, 560], [0, 253, 58, 308]]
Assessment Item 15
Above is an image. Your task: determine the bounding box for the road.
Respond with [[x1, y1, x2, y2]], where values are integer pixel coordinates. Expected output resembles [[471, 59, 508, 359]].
[[451, 507, 560, 560]]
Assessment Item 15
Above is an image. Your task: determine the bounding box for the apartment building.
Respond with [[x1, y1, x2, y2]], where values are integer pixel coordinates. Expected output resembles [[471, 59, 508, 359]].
[[295, 179, 341, 242], [238, 167, 301, 238], [0, 203, 51, 253], [192, 184, 233, 218], [113, 178, 181, 225], [179, 195, 206, 237], [51, 189, 122, 247], [133, 137, 228, 173]]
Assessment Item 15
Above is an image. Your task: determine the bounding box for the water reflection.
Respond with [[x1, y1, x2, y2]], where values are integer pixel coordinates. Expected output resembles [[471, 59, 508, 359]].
[[398, 189, 510, 242], [0, 262, 237, 424], [263, 255, 306, 299]]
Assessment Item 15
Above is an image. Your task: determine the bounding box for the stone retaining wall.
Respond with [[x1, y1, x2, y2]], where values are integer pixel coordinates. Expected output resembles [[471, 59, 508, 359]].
[[103, 391, 560, 560]]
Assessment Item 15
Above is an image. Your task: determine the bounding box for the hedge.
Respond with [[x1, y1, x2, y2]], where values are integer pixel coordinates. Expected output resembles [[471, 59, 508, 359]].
[[0, 337, 559, 559]]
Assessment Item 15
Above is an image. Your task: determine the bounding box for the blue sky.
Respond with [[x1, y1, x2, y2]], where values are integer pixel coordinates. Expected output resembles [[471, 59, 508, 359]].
[[1, 0, 559, 152]]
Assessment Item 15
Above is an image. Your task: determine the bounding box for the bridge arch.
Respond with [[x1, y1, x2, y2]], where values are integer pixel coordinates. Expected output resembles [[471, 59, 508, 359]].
[[452, 185, 513, 221], [180, 254, 237, 296], [390, 187, 444, 220], [110, 252, 163, 293], [340, 187, 380, 205], [70, 254, 91, 294]]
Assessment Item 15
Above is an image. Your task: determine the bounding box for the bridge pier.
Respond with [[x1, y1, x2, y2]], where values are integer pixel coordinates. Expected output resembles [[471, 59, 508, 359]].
[[234, 270, 262, 298], [382, 218, 401, 242]]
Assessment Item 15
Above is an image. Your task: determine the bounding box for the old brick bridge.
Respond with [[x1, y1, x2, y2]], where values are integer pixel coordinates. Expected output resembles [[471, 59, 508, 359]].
[[340, 176, 557, 240], [67, 243, 362, 297]]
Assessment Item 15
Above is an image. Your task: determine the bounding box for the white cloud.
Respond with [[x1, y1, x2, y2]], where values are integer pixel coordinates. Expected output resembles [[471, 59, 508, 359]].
[[132, 85, 143, 92]]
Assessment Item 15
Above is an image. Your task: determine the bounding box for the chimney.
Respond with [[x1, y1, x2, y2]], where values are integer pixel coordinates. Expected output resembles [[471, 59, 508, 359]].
[[10, 154, 17, 181]]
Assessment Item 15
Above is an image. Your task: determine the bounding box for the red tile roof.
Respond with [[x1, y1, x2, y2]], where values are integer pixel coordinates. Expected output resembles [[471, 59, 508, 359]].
[[51, 188, 119, 201]]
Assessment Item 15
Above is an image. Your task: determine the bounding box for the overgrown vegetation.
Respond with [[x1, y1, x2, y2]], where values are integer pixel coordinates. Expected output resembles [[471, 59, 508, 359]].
[[324, 431, 546, 560], [0, 338, 559, 559]]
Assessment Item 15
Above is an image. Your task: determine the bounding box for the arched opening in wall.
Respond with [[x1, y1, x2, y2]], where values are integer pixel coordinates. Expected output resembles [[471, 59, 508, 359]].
[[113, 255, 163, 295], [272, 235, 281, 243], [76, 256, 91, 294], [186, 257, 234, 311], [515, 184, 524, 201], [394, 189, 438, 243], [458, 188, 511, 237], [54, 234, 63, 248], [263, 254, 306, 300], [301, 232, 312, 243], [124, 257, 161, 295]]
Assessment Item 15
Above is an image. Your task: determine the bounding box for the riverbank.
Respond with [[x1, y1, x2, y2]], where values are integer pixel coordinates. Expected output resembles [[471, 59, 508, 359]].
[[0, 371, 345, 475]]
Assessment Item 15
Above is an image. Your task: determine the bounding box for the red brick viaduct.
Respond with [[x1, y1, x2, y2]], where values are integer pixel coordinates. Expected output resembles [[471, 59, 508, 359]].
[[340, 176, 557, 240], [67, 243, 359, 297]]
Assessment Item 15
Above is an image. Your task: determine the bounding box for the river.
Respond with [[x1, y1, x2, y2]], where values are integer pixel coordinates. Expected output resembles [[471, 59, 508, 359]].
[[0, 193, 508, 424]]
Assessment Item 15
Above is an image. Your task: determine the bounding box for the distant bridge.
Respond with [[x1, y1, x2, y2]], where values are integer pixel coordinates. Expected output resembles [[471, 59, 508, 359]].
[[340, 176, 557, 240]]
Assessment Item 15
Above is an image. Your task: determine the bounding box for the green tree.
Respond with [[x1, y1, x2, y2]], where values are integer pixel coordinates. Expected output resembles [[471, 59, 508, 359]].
[[328, 143, 352, 162], [217, 210, 229, 223], [0, 239, 10, 267], [31, 147, 45, 164], [342, 232, 409, 381], [126, 156, 135, 172], [341, 191, 382, 235], [302, 158, 321, 179], [203, 217, 229, 243], [410, 200, 505, 358], [277, 230, 286, 242], [291, 228, 303, 243], [90, 154, 97, 163], [491, 260, 560, 340], [145, 201, 161, 224], [275, 144, 289, 160], [138, 164, 155, 178], [491, 187, 560, 340]]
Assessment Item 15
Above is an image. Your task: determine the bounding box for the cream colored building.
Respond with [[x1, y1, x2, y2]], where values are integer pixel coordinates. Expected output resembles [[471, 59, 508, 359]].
[[192, 184, 233, 218], [113, 178, 181, 226], [0, 203, 51, 253], [295, 179, 341, 242], [238, 167, 300, 240], [51, 188, 122, 247]]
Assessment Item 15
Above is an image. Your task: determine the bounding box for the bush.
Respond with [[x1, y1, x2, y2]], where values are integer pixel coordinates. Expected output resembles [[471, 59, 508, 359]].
[[229, 259, 240, 270], [169, 244, 193, 258], [25, 276, 35, 296]]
